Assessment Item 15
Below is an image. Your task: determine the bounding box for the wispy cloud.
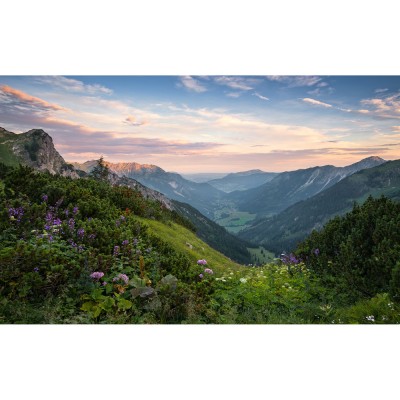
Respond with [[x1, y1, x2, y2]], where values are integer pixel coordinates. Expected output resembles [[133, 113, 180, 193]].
[[375, 88, 388, 93], [226, 92, 242, 98], [123, 115, 147, 126], [0, 85, 65, 112], [178, 76, 207, 93], [360, 92, 400, 119], [214, 76, 261, 91], [253, 92, 269, 101], [302, 98, 332, 108], [267, 76, 323, 87], [392, 126, 400, 132], [35, 76, 113, 95]]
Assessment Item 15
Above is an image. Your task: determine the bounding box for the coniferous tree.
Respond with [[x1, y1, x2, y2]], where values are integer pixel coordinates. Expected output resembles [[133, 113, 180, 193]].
[[90, 156, 110, 182]]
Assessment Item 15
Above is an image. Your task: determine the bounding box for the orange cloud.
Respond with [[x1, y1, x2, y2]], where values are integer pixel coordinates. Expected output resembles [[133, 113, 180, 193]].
[[0, 85, 65, 111]]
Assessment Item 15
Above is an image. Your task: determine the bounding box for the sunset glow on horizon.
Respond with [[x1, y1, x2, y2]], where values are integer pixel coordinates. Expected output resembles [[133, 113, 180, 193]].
[[1, 75, 400, 173]]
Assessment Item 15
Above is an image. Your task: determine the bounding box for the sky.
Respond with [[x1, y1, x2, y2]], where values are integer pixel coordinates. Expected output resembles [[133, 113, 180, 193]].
[[0, 75, 400, 173]]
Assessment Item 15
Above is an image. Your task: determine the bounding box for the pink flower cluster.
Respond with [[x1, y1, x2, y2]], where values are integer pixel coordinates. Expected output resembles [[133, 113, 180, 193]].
[[90, 271, 104, 280], [197, 259, 207, 265], [113, 273, 129, 285], [204, 268, 213, 274]]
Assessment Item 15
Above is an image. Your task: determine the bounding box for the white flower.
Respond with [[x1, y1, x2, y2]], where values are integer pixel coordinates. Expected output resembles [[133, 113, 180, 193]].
[[239, 278, 247, 283], [366, 315, 375, 322]]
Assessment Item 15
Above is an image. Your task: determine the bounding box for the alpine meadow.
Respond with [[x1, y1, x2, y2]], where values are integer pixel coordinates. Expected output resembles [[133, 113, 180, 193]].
[[1, 75, 400, 324]]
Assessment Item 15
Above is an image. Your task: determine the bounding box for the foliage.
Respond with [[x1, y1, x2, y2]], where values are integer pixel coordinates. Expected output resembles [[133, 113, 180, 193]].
[[296, 196, 400, 303]]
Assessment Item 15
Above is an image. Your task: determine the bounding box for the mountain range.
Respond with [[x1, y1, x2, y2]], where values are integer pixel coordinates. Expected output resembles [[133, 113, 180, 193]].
[[238, 159, 400, 253], [73, 160, 225, 219], [227, 156, 386, 218]]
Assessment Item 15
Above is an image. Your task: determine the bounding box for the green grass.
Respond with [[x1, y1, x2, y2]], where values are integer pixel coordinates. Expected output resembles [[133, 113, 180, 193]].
[[248, 246, 275, 265], [215, 211, 257, 233], [0, 143, 21, 167], [135, 216, 244, 272]]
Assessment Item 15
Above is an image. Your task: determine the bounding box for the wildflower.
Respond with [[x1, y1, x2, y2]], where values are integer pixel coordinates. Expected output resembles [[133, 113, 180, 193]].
[[239, 278, 247, 283], [115, 220, 121, 227], [197, 259, 207, 265], [73, 206, 79, 215], [64, 209, 69, 217], [122, 239, 129, 246], [90, 271, 104, 280], [102, 281, 108, 286], [48, 235, 54, 242], [366, 315, 375, 322], [133, 238, 138, 245], [88, 233, 96, 240], [113, 245, 120, 256], [42, 194, 48, 202], [199, 274, 204, 279], [113, 273, 129, 285], [313, 248, 320, 256], [204, 268, 213, 274], [53, 218, 62, 226], [68, 218, 75, 230], [8, 207, 24, 222], [120, 215, 126, 222], [34, 267, 39, 273], [77, 228, 85, 239]]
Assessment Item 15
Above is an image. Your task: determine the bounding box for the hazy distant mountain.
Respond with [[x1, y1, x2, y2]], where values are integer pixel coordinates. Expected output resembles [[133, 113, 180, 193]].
[[207, 169, 278, 192], [182, 172, 228, 183], [75, 160, 225, 218], [238, 158, 400, 254], [229, 156, 386, 217]]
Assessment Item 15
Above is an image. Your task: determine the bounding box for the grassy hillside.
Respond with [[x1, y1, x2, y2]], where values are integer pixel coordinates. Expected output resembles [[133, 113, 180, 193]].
[[171, 200, 251, 264], [1, 163, 400, 324]]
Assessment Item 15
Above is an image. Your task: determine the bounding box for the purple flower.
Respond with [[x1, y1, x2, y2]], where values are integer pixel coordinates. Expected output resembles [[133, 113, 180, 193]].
[[88, 233, 96, 241], [113, 245, 120, 257], [199, 274, 204, 279], [68, 218, 75, 230], [115, 220, 121, 227], [44, 224, 51, 231], [64, 209, 69, 217], [34, 267, 39, 273], [102, 281, 107, 286], [73, 206, 79, 215], [53, 218, 62, 226], [8, 207, 24, 222], [113, 273, 129, 285], [120, 215, 126, 222], [314, 248, 320, 256], [133, 238, 138, 245], [204, 268, 213, 274], [197, 259, 207, 265], [48, 235, 54, 242], [42, 194, 48, 202], [122, 239, 129, 246], [77, 228, 85, 239], [90, 271, 104, 280]]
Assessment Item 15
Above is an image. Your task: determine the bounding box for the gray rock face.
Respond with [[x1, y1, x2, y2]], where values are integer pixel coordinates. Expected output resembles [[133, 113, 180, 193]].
[[1, 127, 79, 178]]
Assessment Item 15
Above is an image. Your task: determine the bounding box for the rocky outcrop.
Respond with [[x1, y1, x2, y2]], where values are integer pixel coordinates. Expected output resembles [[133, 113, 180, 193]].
[[0, 127, 79, 178]]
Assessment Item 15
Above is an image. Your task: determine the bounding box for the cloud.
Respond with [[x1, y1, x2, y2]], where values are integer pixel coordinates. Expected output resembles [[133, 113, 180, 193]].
[[360, 92, 400, 119], [0, 85, 65, 112], [375, 88, 388, 93], [302, 98, 332, 108], [34, 76, 113, 95], [253, 92, 270, 101], [124, 115, 147, 126], [226, 92, 242, 98], [213, 76, 261, 91], [392, 126, 400, 132], [178, 76, 207, 93], [267, 76, 323, 87]]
